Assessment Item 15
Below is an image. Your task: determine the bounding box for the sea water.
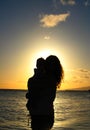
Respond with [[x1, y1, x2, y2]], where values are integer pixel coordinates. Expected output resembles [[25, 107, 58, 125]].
[[0, 90, 90, 130]]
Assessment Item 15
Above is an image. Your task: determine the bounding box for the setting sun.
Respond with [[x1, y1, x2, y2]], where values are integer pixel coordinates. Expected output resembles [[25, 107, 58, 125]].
[[28, 46, 68, 73], [36, 49, 53, 58]]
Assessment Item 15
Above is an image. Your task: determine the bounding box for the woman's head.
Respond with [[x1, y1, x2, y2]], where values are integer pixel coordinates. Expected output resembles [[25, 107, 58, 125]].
[[46, 55, 64, 86]]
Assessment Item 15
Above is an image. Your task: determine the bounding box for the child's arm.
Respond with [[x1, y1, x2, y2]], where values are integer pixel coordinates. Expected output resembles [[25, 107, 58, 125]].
[[26, 92, 29, 99]]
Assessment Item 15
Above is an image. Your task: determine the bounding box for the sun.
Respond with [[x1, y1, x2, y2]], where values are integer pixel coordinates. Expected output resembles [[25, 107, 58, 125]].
[[28, 48, 59, 74], [36, 49, 53, 59], [27, 44, 68, 78]]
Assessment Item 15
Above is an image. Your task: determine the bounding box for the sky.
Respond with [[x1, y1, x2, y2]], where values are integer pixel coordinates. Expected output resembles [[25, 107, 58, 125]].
[[0, 0, 90, 90]]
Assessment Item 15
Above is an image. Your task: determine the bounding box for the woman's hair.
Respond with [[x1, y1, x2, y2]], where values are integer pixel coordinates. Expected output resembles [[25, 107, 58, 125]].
[[46, 55, 64, 86]]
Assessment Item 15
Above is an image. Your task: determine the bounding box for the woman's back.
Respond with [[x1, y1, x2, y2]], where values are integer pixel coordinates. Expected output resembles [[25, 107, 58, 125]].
[[28, 74, 56, 115]]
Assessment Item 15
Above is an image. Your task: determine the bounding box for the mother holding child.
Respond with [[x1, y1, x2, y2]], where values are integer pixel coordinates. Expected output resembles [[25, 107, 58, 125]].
[[26, 55, 64, 130]]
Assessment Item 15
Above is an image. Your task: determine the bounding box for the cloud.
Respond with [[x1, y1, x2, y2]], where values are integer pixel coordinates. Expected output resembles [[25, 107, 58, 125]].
[[84, 0, 90, 6], [65, 68, 90, 84], [73, 68, 90, 81], [60, 0, 76, 5], [40, 12, 70, 28], [77, 69, 90, 75], [78, 68, 89, 73], [63, 69, 90, 90], [44, 36, 50, 40]]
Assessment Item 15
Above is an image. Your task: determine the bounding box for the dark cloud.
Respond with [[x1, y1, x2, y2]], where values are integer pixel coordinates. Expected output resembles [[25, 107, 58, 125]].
[[84, 0, 90, 6]]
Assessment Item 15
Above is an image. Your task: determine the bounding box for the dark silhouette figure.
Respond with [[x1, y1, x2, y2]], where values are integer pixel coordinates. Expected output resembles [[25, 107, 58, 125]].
[[26, 55, 64, 130]]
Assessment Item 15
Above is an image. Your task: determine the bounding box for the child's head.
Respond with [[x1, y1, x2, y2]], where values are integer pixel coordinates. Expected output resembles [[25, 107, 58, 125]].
[[36, 58, 45, 70]]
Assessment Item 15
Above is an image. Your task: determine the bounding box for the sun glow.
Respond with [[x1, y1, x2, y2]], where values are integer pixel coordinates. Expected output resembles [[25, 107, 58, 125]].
[[28, 47, 67, 73], [36, 49, 55, 58], [29, 49, 58, 71]]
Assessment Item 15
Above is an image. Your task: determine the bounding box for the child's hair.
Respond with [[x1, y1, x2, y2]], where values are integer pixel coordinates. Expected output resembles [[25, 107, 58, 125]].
[[36, 58, 45, 69]]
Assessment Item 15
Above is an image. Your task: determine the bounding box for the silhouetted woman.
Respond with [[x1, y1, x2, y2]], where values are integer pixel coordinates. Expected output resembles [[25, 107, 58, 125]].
[[26, 55, 64, 130]]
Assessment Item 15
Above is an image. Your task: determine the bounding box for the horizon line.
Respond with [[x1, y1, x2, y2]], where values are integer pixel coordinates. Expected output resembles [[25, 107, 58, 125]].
[[0, 88, 90, 91]]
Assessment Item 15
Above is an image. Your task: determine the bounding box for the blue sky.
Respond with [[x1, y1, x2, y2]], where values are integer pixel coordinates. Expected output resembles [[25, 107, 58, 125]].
[[0, 0, 90, 90]]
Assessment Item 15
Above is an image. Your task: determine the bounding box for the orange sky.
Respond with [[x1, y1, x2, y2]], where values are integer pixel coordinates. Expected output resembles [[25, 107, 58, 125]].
[[0, 0, 90, 90]]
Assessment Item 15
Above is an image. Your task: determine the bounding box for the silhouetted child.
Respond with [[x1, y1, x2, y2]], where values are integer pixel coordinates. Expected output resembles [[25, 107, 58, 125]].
[[26, 58, 46, 110]]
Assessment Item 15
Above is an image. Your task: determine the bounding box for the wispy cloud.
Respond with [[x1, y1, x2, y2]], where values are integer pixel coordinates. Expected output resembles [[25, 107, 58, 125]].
[[62, 68, 90, 90], [78, 68, 89, 73], [84, 0, 90, 6], [54, 0, 89, 7], [60, 0, 76, 5], [44, 36, 50, 40], [72, 68, 90, 83], [65, 68, 90, 83], [40, 12, 70, 28], [77, 68, 90, 79]]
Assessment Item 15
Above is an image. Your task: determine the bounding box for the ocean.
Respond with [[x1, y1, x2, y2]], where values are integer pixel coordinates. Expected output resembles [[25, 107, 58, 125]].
[[0, 90, 90, 130]]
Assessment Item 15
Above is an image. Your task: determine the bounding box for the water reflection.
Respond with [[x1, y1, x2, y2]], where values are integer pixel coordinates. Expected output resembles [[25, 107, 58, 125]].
[[53, 91, 90, 130]]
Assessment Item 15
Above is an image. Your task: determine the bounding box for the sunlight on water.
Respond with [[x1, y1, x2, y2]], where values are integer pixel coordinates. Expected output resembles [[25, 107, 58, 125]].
[[53, 91, 90, 130], [0, 90, 90, 130]]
